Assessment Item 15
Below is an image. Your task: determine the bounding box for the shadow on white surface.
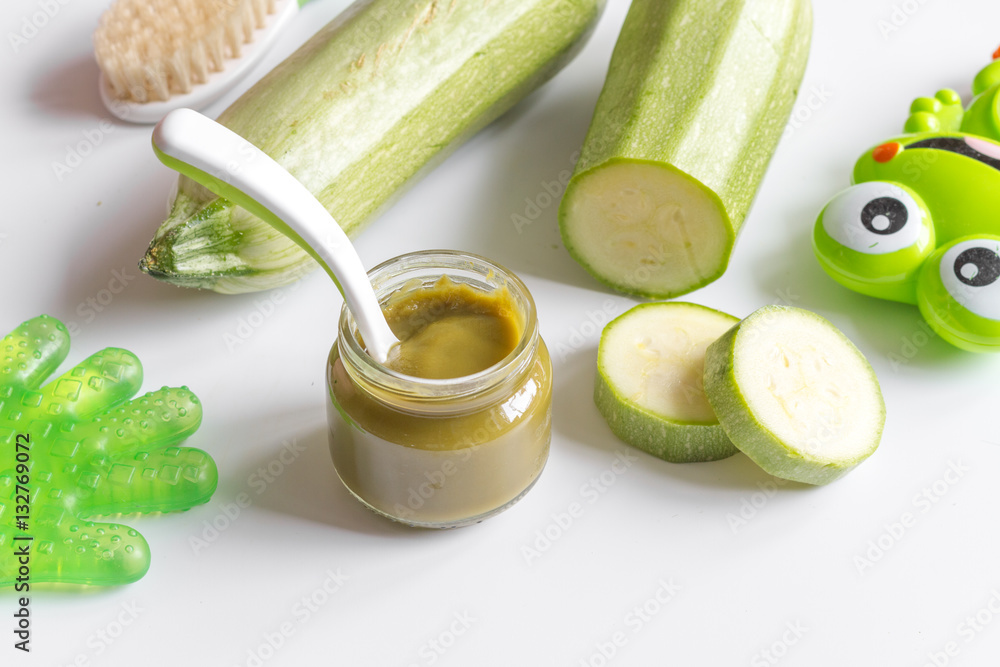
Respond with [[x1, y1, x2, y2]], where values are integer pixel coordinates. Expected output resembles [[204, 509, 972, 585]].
[[551, 345, 814, 493], [31, 54, 107, 122], [474, 87, 613, 293], [53, 182, 228, 324], [245, 423, 446, 538]]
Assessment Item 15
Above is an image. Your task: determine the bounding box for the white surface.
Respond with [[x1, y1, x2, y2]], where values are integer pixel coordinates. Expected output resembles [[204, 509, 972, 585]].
[[3, 0, 1000, 665], [152, 108, 399, 361]]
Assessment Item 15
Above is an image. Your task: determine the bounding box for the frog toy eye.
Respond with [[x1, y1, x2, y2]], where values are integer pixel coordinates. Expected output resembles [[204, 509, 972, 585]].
[[820, 182, 927, 255], [940, 239, 1000, 320], [917, 235, 1000, 353], [814, 181, 934, 304]]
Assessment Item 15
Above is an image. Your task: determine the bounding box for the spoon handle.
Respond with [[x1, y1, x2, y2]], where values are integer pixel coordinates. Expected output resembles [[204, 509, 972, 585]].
[[152, 108, 399, 362]]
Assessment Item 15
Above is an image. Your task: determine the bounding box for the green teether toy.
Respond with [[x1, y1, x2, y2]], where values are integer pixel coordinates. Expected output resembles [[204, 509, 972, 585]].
[[0, 315, 217, 586], [814, 47, 1000, 352]]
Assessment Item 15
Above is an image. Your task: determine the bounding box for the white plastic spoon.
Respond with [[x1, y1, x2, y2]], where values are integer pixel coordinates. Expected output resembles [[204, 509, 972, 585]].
[[152, 108, 400, 363]]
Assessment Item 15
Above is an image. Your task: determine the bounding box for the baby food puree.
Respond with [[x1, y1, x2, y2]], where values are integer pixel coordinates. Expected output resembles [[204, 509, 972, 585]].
[[383, 276, 522, 379]]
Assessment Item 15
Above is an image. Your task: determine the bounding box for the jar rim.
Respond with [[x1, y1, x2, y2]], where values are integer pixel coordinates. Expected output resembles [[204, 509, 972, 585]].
[[337, 249, 539, 404]]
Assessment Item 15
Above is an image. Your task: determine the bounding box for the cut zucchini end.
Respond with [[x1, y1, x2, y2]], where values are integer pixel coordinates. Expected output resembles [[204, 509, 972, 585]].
[[595, 302, 740, 463], [139, 191, 318, 294], [560, 160, 734, 299], [139, 248, 310, 294], [704, 306, 886, 485]]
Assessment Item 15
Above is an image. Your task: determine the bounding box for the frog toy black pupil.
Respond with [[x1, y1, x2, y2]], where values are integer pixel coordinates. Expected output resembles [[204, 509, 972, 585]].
[[861, 197, 908, 235], [955, 247, 1000, 287]]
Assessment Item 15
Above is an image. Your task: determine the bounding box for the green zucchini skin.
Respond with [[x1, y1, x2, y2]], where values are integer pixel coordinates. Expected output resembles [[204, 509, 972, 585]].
[[141, 0, 605, 294], [594, 367, 738, 464], [559, 0, 812, 299]]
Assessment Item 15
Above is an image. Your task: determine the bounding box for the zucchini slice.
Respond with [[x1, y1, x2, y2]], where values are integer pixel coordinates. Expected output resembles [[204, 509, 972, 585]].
[[703, 306, 885, 485], [595, 302, 740, 463]]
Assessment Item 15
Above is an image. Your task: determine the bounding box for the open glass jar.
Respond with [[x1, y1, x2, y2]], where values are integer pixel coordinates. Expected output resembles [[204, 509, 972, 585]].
[[326, 251, 553, 528]]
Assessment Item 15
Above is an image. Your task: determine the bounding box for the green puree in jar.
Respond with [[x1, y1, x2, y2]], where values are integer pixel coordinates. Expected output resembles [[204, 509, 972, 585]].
[[381, 276, 523, 379], [327, 252, 554, 527]]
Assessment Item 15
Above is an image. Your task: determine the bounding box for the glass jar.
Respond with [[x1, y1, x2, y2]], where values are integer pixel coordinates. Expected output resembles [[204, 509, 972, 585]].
[[326, 250, 553, 528]]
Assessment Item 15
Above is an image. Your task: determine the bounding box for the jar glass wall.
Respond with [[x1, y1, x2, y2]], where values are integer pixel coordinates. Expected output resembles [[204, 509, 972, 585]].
[[326, 251, 553, 528]]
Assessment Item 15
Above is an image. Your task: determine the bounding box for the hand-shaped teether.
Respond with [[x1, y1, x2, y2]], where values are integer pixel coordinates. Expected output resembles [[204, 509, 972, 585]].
[[0, 315, 217, 586]]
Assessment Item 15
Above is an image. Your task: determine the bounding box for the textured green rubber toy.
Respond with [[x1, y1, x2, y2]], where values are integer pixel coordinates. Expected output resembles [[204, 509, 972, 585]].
[[0, 316, 217, 586]]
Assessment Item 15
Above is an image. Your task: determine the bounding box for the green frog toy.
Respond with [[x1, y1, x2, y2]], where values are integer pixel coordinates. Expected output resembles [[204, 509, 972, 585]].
[[814, 47, 1000, 352]]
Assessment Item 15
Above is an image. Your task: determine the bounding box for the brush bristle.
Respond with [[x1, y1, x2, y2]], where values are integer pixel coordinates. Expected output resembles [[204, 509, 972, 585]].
[[94, 0, 279, 104]]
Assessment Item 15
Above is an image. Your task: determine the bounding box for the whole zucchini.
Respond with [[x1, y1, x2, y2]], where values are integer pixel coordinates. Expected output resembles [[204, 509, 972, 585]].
[[559, 0, 811, 299], [141, 0, 605, 293]]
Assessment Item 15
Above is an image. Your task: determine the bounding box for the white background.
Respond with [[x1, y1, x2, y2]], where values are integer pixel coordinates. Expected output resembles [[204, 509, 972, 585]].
[[4, 0, 1000, 665]]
